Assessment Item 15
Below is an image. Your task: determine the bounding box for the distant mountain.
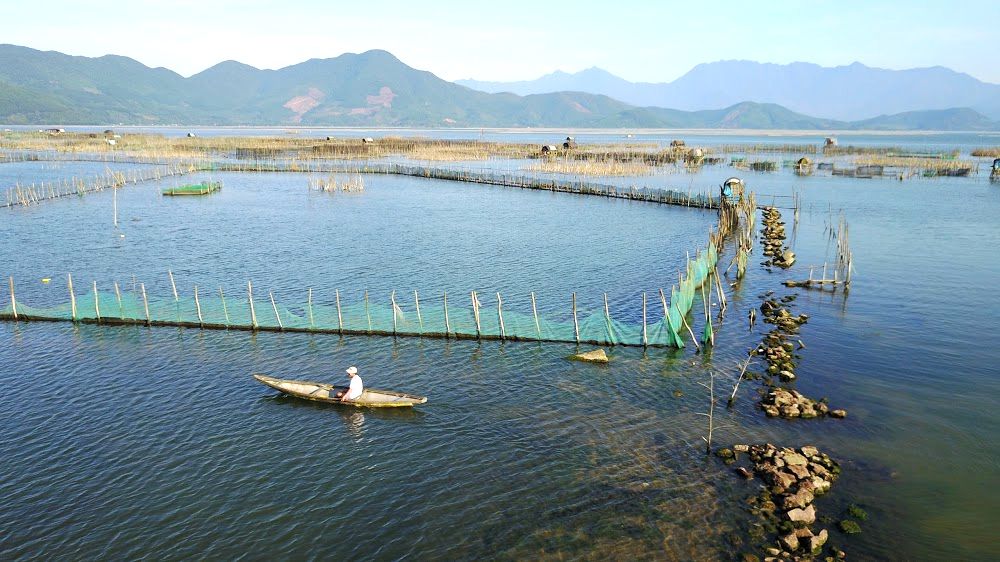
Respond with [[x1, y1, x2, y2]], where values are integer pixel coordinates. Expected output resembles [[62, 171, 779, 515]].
[[458, 61, 1000, 121], [0, 44, 997, 130]]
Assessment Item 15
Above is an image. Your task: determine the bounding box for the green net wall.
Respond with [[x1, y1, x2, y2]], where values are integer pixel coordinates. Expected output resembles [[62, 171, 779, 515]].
[[1, 242, 721, 347]]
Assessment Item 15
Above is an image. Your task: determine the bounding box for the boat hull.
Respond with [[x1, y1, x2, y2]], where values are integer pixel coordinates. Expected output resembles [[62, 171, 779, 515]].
[[253, 374, 427, 407]]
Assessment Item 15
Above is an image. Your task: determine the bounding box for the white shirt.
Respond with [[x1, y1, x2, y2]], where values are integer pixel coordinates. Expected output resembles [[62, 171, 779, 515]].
[[345, 375, 364, 400]]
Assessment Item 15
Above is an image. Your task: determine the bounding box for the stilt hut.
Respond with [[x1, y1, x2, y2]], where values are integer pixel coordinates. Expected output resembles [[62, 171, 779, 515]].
[[721, 177, 745, 205], [562, 136, 577, 149]]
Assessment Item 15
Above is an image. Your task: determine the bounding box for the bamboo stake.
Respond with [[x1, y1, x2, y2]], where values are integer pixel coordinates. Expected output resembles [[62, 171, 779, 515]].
[[194, 285, 203, 327], [572, 292, 580, 343], [8, 277, 16, 320], [68, 273, 77, 321], [414, 290, 423, 333], [391, 290, 398, 335], [269, 291, 282, 330], [93, 281, 101, 322], [530, 291, 540, 339], [471, 290, 481, 338], [497, 292, 505, 340], [335, 289, 343, 334], [642, 292, 647, 347], [681, 312, 700, 351], [220, 287, 230, 327], [114, 281, 123, 319], [697, 373, 715, 454], [307, 287, 314, 328], [443, 291, 451, 337], [113, 184, 118, 227], [364, 290, 372, 333], [603, 293, 613, 343], [141, 282, 150, 325], [169, 270, 178, 301], [248, 281, 258, 330]]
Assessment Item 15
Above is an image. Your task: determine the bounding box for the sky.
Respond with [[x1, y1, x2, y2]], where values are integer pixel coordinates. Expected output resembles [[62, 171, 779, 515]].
[[3, 0, 998, 83]]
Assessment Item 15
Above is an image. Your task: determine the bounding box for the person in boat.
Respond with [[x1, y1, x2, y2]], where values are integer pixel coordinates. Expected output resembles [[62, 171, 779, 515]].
[[333, 366, 363, 401]]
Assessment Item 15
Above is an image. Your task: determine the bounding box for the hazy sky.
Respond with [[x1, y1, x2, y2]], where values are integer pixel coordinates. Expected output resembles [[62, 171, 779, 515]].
[[5, 0, 998, 83]]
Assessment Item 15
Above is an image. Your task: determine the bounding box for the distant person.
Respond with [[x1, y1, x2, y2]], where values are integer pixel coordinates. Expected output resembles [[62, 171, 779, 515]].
[[334, 366, 363, 402]]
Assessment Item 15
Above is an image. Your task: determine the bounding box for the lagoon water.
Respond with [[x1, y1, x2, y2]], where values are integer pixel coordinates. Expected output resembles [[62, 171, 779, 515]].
[[1, 130, 998, 560]]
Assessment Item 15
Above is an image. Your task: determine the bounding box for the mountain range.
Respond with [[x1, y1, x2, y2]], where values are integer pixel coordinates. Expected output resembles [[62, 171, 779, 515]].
[[458, 62, 1000, 121], [0, 44, 997, 130]]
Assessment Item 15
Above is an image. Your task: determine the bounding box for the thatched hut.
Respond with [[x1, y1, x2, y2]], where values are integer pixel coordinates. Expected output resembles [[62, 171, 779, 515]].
[[186, 132, 197, 138], [563, 136, 577, 149], [992, 158, 1000, 178], [824, 137, 838, 147], [362, 137, 375, 144], [670, 139, 686, 148], [795, 156, 814, 175], [540, 145, 558, 154]]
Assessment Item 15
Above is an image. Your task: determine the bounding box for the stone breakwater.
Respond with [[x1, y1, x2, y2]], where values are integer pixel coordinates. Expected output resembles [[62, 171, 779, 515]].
[[721, 444, 848, 561], [761, 207, 795, 269]]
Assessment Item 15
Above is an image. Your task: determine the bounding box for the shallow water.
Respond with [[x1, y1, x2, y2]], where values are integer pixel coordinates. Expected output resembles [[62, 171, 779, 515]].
[[1, 133, 999, 560]]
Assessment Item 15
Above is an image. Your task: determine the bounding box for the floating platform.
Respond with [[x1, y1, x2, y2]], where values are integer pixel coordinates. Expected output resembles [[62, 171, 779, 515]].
[[162, 181, 222, 196]]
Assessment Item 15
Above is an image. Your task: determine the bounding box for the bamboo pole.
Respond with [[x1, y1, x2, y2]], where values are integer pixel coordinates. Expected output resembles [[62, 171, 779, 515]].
[[307, 287, 314, 328], [169, 270, 178, 301], [93, 281, 101, 322], [335, 289, 343, 334], [642, 292, 647, 347], [248, 281, 258, 330], [8, 277, 16, 320], [497, 292, 505, 340], [114, 281, 123, 319], [572, 292, 580, 343], [603, 293, 613, 343], [364, 290, 372, 333], [269, 291, 282, 330], [68, 273, 77, 321], [391, 290, 398, 335], [443, 291, 451, 337], [141, 283, 150, 325], [194, 285, 203, 327], [414, 290, 423, 333], [530, 291, 540, 339], [113, 184, 118, 227], [471, 290, 481, 338], [220, 287, 230, 326]]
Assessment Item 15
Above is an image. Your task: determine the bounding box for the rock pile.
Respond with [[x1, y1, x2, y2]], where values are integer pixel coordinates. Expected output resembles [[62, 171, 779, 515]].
[[754, 295, 845, 420], [761, 206, 795, 268], [730, 443, 845, 560]]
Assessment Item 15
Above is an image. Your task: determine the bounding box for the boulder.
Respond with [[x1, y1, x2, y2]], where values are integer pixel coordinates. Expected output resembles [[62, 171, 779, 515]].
[[779, 370, 796, 381], [830, 409, 847, 418], [569, 348, 609, 363], [779, 532, 799, 551], [787, 504, 816, 525], [809, 528, 829, 553], [787, 463, 811, 480], [734, 444, 750, 453], [783, 488, 815, 509], [735, 466, 754, 479]]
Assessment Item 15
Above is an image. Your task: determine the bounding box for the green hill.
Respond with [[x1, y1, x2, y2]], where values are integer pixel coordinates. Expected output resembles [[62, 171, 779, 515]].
[[0, 44, 996, 130]]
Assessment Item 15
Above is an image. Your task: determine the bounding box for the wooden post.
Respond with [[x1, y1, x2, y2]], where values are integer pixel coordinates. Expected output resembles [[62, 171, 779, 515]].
[[443, 291, 451, 337], [68, 273, 77, 321], [391, 290, 398, 335], [220, 287, 230, 326], [269, 291, 283, 330], [364, 290, 372, 333], [530, 291, 540, 340], [93, 281, 101, 322], [8, 276, 16, 320], [642, 292, 647, 347], [140, 282, 150, 325], [194, 285, 203, 327], [113, 184, 118, 227], [307, 288, 314, 328], [114, 281, 123, 319], [414, 290, 423, 333], [248, 280, 258, 330], [169, 270, 178, 301], [572, 292, 580, 343], [333, 289, 343, 334], [470, 291, 481, 338], [497, 292, 505, 340]]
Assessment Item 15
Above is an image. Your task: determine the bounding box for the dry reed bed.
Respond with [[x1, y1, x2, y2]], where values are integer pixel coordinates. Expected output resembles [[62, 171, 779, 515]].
[[971, 147, 1000, 158], [528, 160, 657, 176]]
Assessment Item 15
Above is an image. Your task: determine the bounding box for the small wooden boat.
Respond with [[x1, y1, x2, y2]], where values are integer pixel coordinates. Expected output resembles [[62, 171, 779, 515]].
[[253, 374, 427, 407]]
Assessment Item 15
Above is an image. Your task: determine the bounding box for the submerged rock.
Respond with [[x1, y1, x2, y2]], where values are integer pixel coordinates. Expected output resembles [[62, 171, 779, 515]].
[[568, 348, 609, 363]]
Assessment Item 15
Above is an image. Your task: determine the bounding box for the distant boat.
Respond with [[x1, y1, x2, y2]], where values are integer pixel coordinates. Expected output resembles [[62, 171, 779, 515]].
[[162, 180, 222, 196], [253, 374, 428, 407]]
